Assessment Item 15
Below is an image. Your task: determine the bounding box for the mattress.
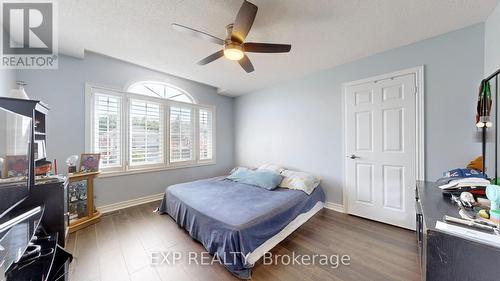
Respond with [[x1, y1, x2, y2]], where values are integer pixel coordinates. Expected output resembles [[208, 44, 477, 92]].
[[158, 176, 325, 279]]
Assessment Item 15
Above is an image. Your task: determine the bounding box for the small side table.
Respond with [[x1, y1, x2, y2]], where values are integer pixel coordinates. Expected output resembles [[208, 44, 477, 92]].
[[67, 171, 101, 233]]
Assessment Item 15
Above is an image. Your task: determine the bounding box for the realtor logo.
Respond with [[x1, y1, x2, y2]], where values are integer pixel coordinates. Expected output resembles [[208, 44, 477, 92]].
[[1, 1, 58, 68]]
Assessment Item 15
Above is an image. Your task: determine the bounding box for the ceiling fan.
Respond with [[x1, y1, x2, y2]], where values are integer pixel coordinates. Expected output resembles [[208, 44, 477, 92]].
[[172, 0, 291, 73]]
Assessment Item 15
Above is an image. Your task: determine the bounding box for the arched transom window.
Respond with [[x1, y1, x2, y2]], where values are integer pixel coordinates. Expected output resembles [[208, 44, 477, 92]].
[[127, 81, 195, 104]]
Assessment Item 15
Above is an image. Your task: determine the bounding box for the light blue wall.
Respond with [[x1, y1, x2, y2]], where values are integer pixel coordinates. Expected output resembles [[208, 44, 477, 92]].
[[9, 23, 488, 206], [17, 52, 235, 206], [485, 1, 500, 75], [235, 24, 485, 204], [0, 70, 16, 97]]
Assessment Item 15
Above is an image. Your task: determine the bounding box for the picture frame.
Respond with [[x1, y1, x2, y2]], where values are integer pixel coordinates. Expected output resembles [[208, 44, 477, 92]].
[[79, 153, 101, 173], [4, 155, 29, 178]]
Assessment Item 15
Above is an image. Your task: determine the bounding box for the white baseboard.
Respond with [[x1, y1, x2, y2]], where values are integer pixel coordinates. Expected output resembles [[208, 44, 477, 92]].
[[324, 201, 345, 213], [97, 195, 345, 215], [97, 193, 164, 214]]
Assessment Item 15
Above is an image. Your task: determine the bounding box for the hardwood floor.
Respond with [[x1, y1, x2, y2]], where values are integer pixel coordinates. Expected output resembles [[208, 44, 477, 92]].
[[66, 201, 420, 281]]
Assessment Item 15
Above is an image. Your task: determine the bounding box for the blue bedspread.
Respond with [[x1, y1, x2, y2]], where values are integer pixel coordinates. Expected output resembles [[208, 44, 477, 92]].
[[158, 176, 325, 279]]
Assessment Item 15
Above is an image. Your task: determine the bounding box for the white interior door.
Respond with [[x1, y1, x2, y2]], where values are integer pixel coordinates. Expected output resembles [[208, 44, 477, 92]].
[[345, 73, 417, 230]]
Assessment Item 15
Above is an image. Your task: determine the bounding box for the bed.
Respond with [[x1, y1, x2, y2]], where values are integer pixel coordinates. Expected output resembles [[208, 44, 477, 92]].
[[158, 176, 325, 279]]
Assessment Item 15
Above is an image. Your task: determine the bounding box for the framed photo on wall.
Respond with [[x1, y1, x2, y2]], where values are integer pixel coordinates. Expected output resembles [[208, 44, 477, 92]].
[[79, 153, 101, 173]]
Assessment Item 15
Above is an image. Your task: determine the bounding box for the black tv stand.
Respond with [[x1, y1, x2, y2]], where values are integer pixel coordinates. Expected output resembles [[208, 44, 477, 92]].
[[3, 179, 72, 281], [20, 179, 69, 247], [5, 231, 72, 281]]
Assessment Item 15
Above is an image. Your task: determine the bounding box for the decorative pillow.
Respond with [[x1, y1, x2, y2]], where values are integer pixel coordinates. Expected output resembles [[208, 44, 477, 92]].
[[227, 167, 253, 178], [257, 164, 285, 174], [227, 169, 283, 190], [279, 170, 320, 195]]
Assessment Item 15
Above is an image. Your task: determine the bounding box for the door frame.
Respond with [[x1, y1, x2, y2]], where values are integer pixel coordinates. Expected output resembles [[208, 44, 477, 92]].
[[341, 66, 425, 213]]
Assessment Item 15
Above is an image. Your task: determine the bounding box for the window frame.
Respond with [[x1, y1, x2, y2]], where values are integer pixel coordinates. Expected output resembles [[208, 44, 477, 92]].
[[86, 86, 126, 174], [85, 83, 216, 177]]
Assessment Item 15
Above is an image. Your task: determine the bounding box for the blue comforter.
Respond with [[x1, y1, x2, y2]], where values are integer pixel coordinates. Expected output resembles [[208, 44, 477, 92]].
[[158, 176, 325, 279]]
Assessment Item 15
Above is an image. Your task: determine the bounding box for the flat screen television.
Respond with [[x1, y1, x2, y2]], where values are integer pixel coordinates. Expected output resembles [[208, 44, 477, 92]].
[[0, 105, 32, 220]]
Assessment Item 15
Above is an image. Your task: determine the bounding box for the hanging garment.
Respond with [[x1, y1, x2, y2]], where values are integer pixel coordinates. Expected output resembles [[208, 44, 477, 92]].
[[476, 80, 492, 124]]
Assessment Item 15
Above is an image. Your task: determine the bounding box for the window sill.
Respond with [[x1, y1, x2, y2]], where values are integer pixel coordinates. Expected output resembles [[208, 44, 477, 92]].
[[97, 161, 216, 179]]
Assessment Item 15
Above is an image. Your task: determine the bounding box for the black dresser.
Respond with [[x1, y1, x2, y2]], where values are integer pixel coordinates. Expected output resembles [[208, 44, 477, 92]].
[[415, 181, 500, 281], [0, 97, 72, 281]]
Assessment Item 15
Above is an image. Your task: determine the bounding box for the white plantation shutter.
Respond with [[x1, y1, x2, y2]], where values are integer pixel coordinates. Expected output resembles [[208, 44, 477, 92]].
[[88, 85, 216, 173], [199, 109, 213, 161], [129, 99, 163, 166], [94, 94, 121, 168], [169, 106, 193, 162]]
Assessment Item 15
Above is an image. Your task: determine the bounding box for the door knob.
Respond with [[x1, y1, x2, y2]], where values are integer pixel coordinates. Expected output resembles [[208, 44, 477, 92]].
[[348, 154, 360, 159]]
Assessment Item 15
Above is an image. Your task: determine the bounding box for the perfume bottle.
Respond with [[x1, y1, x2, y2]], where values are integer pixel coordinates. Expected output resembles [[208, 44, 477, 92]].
[[66, 155, 79, 174]]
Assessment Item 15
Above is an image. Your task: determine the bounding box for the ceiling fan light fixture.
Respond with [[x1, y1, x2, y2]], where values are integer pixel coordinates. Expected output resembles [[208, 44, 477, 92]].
[[223, 44, 244, 61], [173, 1, 290, 73]]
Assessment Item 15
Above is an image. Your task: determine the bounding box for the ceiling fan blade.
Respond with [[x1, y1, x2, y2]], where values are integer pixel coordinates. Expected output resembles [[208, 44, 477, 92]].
[[243, 42, 291, 53], [231, 1, 258, 43], [238, 55, 254, 73], [172, 23, 224, 45], [197, 50, 225, 65]]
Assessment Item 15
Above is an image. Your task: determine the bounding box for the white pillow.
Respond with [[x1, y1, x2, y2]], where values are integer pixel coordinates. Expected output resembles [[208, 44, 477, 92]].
[[257, 164, 284, 174], [279, 170, 320, 195]]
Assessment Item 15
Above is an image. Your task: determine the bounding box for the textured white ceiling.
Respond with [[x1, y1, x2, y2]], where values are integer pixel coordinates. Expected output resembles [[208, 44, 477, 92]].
[[57, 0, 497, 96]]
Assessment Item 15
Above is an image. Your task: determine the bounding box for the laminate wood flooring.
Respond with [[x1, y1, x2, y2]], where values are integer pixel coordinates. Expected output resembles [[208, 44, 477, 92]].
[[66, 201, 420, 281]]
